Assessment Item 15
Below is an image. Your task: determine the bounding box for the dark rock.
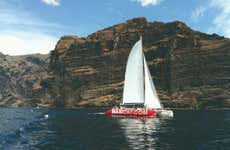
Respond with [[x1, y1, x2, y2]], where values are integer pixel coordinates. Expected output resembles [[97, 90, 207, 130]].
[[44, 17, 230, 109], [0, 17, 229, 109], [0, 53, 51, 107]]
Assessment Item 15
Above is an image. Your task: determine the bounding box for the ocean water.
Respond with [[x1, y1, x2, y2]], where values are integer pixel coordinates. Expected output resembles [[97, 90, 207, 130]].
[[0, 108, 230, 150]]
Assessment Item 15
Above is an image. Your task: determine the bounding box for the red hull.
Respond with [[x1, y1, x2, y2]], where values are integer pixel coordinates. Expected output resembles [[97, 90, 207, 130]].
[[105, 108, 156, 116]]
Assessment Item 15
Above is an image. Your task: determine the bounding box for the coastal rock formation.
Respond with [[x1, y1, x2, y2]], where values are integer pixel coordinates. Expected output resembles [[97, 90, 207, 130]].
[[0, 17, 229, 109], [44, 17, 230, 109], [0, 53, 51, 107]]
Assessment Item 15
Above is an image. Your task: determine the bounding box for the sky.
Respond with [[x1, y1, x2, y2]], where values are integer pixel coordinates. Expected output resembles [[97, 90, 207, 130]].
[[0, 0, 230, 55]]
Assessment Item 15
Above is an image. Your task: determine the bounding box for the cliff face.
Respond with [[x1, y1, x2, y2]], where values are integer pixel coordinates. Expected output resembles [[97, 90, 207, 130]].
[[44, 17, 230, 109], [0, 17, 229, 109], [0, 53, 52, 107]]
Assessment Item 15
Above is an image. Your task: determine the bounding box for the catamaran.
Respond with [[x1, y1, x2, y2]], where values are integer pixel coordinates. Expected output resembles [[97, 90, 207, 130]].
[[105, 36, 173, 117]]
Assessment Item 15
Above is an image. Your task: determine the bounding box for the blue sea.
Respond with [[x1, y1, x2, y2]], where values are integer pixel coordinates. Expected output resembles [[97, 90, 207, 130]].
[[0, 108, 230, 150]]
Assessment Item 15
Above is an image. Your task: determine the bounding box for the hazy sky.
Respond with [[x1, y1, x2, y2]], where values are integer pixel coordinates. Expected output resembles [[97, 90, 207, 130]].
[[0, 0, 229, 55]]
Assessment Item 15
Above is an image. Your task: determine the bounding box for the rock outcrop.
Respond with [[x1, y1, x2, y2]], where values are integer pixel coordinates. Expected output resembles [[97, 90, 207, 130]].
[[0, 17, 229, 109]]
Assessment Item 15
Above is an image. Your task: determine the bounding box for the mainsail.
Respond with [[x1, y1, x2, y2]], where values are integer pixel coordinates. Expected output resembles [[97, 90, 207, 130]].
[[122, 38, 144, 105], [122, 37, 162, 109]]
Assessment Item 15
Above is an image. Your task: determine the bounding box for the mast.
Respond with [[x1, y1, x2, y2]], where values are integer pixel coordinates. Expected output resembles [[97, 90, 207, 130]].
[[141, 36, 146, 105]]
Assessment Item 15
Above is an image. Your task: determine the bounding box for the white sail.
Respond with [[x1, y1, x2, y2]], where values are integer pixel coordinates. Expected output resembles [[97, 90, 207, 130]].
[[122, 38, 144, 105], [143, 56, 162, 109]]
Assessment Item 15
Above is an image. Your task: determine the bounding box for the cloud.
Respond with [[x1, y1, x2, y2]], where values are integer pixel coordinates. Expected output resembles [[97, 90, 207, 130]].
[[208, 0, 230, 37], [0, 0, 63, 55], [131, 0, 163, 7], [0, 8, 62, 29], [41, 0, 60, 6], [191, 6, 206, 22], [0, 30, 58, 55], [191, 0, 230, 37]]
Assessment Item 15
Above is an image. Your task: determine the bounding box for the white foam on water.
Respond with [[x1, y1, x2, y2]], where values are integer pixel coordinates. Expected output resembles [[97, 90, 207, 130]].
[[88, 112, 104, 115], [44, 114, 49, 119]]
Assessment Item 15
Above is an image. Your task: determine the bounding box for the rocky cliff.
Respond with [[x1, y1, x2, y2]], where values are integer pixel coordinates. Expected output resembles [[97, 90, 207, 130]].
[[44, 17, 230, 109], [1, 17, 230, 109], [0, 53, 52, 107]]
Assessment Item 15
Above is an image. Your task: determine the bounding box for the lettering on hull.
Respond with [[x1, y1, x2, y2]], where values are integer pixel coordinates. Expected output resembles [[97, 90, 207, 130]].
[[111, 109, 149, 116]]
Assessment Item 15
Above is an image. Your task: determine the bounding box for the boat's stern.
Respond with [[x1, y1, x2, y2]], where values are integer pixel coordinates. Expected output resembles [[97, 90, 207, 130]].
[[156, 109, 174, 117]]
